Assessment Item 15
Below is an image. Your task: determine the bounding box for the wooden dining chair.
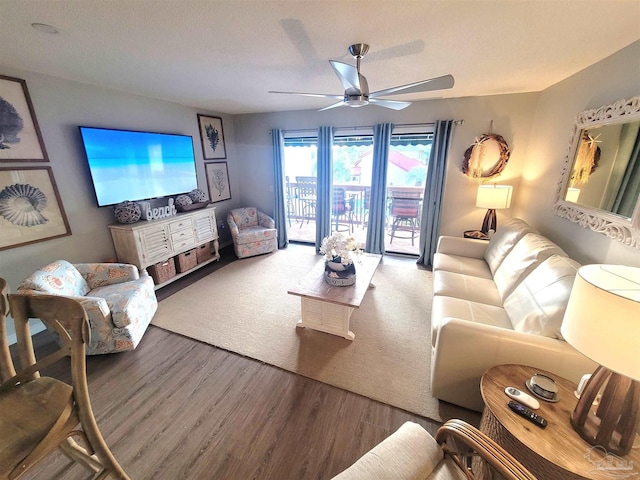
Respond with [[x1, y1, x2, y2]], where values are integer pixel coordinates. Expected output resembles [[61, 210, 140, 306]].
[[0, 278, 130, 480]]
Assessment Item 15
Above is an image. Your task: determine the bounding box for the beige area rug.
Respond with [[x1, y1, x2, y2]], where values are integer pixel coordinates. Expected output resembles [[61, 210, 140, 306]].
[[152, 247, 479, 424]]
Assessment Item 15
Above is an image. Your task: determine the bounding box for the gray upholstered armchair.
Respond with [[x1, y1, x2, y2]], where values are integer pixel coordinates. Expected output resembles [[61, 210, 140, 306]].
[[18, 259, 157, 355], [227, 207, 278, 259]]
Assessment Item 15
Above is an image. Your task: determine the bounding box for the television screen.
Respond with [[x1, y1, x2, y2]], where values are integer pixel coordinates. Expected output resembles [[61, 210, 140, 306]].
[[79, 126, 198, 207]]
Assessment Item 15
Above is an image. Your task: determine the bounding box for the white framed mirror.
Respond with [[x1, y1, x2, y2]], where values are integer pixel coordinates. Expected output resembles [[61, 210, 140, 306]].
[[554, 95, 640, 249]]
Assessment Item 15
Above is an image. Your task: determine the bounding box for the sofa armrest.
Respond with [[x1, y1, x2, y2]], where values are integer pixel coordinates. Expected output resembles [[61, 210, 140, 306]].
[[74, 263, 140, 288], [258, 211, 275, 229], [430, 318, 597, 412], [226, 213, 240, 238], [331, 422, 443, 479], [436, 236, 488, 258]]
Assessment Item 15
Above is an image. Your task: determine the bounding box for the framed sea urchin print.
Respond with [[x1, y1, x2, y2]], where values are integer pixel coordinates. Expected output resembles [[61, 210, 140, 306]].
[[0, 167, 71, 251], [197, 114, 227, 159], [0, 75, 49, 162]]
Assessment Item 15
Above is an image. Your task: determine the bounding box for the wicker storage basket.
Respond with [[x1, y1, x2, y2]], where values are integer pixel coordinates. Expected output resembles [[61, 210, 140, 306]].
[[195, 242, 213, 263], [175, 249, 197, 273], [148, 258, 176, 285]]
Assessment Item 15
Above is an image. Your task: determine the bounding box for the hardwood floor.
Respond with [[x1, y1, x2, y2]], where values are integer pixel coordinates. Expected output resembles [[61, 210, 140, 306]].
[[22, 245, 441, 480]]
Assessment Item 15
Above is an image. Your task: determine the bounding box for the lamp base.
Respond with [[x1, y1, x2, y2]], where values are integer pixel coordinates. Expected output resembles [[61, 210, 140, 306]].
[[480, 209, 497, 234], [571, 366, 639, 456]]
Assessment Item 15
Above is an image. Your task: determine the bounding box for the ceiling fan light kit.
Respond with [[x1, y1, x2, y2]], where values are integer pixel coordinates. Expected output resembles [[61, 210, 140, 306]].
[[270, 43, 455, 111]]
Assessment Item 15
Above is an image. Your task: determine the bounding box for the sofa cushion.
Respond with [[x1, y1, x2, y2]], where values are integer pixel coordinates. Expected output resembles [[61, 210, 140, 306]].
[[433, 271, 502, 307], [18, 260, 90, 297], [236, 225, 277, 244], [493, 233, 567, 301], [432, 253, 492, 279], [89, 276, 156, 329], [431, 295, 512, 346], [484, 218, 536, 275], [505, 255, 581, 339]]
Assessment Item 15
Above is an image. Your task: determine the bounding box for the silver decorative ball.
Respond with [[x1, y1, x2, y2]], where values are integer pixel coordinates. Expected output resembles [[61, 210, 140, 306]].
[[175, 194, 193, 207], [114, 201, 142, 224], [189, 188, 207, 203]]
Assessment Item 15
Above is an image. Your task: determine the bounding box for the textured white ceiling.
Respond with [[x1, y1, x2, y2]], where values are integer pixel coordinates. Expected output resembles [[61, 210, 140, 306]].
[[1, 0, 639, 115]]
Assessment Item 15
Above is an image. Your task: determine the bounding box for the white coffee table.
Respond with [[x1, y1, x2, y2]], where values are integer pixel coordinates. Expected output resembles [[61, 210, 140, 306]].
[[288, 253, 382, 340]]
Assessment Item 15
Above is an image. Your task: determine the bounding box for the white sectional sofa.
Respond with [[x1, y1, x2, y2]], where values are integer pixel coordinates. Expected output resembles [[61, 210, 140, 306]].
[[430, 218, 597, 411]]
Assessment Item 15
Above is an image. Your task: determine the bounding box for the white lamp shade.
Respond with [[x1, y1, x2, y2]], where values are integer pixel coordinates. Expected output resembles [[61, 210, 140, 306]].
[[561, 264, 640, 381], [476, 185, 513, 209]]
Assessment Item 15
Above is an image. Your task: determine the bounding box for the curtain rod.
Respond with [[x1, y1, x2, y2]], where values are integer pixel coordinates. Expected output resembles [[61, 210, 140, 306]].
[[269, 119, 464, 135]]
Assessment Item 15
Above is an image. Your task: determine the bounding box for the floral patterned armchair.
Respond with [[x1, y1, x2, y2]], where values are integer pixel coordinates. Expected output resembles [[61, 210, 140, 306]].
[[18, 260, 157, 355], [227, 207, 278, 259]]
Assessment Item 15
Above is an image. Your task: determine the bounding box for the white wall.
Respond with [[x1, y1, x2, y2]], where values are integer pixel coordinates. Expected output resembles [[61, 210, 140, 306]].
[[233, 93, 539, 240], [516, 40, 640, 266], [0, 67, 242, 338]]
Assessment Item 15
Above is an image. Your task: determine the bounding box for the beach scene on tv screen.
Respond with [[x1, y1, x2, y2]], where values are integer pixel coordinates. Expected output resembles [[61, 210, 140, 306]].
[[81, 128, 198, 206]]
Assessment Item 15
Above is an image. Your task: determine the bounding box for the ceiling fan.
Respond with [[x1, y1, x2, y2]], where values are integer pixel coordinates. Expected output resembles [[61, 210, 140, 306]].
[[269, 43, 455, 111]]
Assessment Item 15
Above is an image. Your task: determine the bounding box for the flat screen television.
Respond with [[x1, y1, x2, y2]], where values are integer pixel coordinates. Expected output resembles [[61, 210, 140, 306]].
[[79, 126, 198, 207]]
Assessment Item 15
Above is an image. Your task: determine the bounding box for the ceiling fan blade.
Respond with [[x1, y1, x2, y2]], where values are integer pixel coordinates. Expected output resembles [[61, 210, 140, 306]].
[[329, 60, 361, 93], [318, 101, 346, 112], [356, 40, 425, 63], [269, 91, 343, 99], [369, 98, 412, 110], [370, 74, 455, 98]]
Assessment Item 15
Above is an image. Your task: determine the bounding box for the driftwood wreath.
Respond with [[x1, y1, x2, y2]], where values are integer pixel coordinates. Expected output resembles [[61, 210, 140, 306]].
[[462, 133, 511, 181]]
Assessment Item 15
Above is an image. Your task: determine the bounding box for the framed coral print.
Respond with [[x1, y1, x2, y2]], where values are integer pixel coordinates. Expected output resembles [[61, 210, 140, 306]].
[[0, 75, 49, 162], [0, 167, 71, 251], [197, 114, 227, 159], [205, 161, 231, 203]]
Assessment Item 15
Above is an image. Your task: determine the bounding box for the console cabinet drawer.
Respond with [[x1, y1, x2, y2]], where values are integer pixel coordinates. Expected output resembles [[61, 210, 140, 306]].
[[168, 218, 192, 233], [170, 229, 195, 246]]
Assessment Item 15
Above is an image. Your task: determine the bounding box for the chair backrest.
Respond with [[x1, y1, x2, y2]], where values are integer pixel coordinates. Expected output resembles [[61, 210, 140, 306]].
[[332, 187, 347, 214], [0, 281, 130, 479], [229, 207, 259, 228], [0, 278, 15, 383], [391, 194, 420, 217], [296, 176, 317, 199], [18, 260, 90, 297]]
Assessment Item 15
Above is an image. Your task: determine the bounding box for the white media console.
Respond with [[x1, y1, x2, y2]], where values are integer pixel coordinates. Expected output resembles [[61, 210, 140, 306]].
[[108, 206, 220, 289]]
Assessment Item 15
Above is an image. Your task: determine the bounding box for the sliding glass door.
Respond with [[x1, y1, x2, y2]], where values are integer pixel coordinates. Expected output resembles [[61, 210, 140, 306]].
[[283, 137, 317, 243], [282, 128, 433, 256], [384, 133, 432, 255]]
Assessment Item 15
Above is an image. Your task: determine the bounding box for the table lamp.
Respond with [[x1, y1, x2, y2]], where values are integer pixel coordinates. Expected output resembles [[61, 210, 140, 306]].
[[561, 264, 640, 456], [475, 184, 513, 234]]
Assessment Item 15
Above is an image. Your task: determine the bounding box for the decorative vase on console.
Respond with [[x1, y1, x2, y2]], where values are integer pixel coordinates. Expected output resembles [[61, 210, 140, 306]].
[[320, 233, 361, 286]]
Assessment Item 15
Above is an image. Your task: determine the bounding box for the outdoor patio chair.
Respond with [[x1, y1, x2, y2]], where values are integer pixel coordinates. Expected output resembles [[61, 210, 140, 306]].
[[389, 192, 421, 246], [295, 176, 317, 227], [332, 187, 354, 233]]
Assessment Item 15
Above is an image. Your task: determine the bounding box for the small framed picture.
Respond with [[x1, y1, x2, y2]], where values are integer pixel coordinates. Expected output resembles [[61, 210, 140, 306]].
[[0, 75, 49, 162], [0, 167, 71, 251], [205, 161, 231, 203], [197, 114, 226, 159]]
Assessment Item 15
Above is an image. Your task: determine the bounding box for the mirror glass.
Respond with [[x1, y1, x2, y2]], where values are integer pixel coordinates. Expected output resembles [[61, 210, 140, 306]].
[[563, 120, 640, 219], [554, 95, 640, 249]]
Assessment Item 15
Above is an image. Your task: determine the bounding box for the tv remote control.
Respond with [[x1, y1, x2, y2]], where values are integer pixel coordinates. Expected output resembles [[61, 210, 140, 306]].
[[508, 401, 547, 428], [505, 386, 540, 409]]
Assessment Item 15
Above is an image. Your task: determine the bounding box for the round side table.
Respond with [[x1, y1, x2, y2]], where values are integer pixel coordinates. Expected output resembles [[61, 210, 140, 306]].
[[479, 364, 640, 480]]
